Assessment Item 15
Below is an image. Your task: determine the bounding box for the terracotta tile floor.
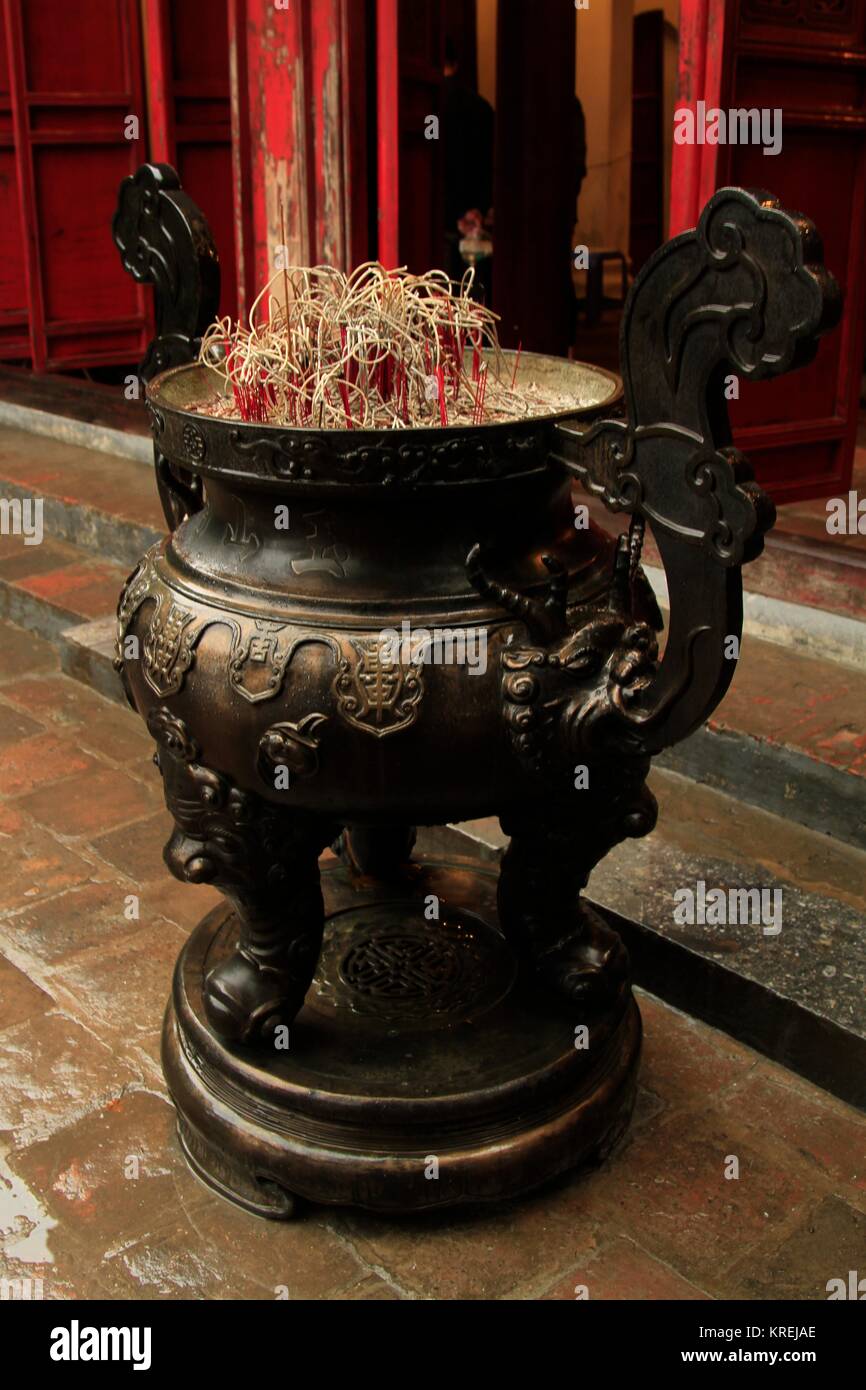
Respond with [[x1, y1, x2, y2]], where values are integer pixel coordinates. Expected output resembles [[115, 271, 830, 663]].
[[0, 618, 864, 1300]]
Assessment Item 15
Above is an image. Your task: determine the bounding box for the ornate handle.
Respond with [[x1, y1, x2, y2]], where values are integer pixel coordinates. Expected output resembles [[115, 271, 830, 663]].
[[113, 163, 220, 528], [551, 187, 840, 753]]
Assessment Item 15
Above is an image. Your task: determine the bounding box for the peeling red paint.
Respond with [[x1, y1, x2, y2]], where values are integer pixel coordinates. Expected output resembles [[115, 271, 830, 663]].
[[239, 0, 362, 290], [376, 0, 399, 266], [669, 0, 727, 237]]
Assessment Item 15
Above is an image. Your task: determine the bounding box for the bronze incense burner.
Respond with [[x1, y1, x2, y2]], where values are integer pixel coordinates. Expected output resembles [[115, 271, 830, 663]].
[[113, 165, 838, 1217]]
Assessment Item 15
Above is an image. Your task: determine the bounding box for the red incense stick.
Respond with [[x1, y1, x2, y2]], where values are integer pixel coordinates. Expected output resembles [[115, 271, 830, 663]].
[[473, 363, 488, 425], [338, 380, 353, 428], [436, 366, 448, 426]]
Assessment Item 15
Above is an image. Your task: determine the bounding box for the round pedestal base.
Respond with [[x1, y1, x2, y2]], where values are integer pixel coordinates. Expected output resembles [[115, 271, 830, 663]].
[[162, 854, 641, 1217]]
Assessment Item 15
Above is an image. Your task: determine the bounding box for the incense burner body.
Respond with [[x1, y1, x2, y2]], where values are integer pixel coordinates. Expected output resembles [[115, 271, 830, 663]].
[[113, 165, 838, 1214], [121, 357, 636, 827]]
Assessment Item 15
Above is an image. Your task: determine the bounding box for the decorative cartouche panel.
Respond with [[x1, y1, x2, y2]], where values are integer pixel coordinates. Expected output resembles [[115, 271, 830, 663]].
[[116, 546, 429, 740]]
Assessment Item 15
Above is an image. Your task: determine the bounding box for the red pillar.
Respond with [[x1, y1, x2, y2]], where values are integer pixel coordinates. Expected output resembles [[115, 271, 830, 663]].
[[669, 0, 728, 237], [376, 0, 399, 268], [239, 0, 310, 300], [227, 0, 255, 320], [233, 0, 366, 313], [141, 0, 173, 165]]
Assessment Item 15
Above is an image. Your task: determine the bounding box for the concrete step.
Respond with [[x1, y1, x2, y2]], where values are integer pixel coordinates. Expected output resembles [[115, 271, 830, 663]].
[[0, 364, 150, 463], [0, 535, 127, 641], [659, 632, 866, 852], [0, 529, 126, 705], [0, 425, 157, 707], [0, 423, 162, 569], [586, 496, 866, 667], [434, 764, 866, 1110], [60, 616, 123, 705]]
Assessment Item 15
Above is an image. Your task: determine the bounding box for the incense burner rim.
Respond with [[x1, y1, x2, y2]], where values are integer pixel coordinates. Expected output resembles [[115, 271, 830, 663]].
[[146, 352, 622, 436], [145, 354, 622, 494]]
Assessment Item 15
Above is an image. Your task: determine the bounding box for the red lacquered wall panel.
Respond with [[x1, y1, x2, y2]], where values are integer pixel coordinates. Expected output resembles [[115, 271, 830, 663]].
[[718, 0, 866, 503], [1, 0, 152, 369], [672, 0, 866, 505], [144, 0, 238, 322], [0, 9, 28, 359]]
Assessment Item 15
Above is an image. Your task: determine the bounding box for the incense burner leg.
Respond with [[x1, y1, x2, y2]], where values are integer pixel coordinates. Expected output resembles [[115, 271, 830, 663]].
[[498, 775, 656, 1008], [150, 714, 337, 1045], [196, 815, 332, 1046], [339, 824, 417, 879]]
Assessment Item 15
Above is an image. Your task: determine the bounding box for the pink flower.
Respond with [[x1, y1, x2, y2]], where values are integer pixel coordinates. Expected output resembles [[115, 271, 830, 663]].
[[457, 208, 484, 237]]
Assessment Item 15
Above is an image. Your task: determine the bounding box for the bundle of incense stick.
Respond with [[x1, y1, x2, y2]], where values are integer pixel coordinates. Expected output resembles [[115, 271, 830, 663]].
[[196, 261, 573, 430]]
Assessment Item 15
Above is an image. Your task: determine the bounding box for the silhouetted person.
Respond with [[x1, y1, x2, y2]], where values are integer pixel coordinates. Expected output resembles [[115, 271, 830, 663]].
[[574, 95, 587, 220], [568, 95, 589, 345], [441, 37, 494, 291]]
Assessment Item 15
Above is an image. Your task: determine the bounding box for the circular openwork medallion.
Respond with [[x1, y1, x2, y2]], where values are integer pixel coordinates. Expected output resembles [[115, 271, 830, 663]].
[[181, 421, 206, 462], [341, 930, 460, 1000], [313, 901, 515, 1027]]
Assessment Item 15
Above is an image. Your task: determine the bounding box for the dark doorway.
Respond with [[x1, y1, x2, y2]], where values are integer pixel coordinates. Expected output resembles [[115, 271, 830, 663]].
[[492, 0, 577, 353], [393, 0, 444, 273], [630, 9, 664, 278]]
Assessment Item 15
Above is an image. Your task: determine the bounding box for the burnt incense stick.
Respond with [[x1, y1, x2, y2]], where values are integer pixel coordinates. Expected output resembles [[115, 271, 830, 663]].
[[198, 262, 573, 429], [511, 340, 522, 390], [279, 202, 290, 338]]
